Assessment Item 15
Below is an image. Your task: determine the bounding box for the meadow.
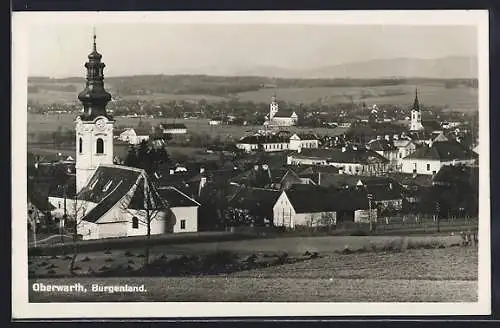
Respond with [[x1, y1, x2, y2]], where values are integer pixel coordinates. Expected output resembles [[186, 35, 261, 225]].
[[28, 235, 478, 302], [28, 81, 478, 111]]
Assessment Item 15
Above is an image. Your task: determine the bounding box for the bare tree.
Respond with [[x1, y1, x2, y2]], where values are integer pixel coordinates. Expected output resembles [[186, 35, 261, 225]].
[[120, 174, 172, 266], [67, 193, 88, 276]]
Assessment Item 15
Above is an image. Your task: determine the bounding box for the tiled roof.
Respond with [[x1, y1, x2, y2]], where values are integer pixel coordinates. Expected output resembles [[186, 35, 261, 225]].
[[294, 148, 389, 165], [273, 110, 296, 118], [292, 133, 318, 140], [404, 141, 478, 161], [384, 173, 433, 188], [157, 186, 201, 208], [79, 165, 167, 223]]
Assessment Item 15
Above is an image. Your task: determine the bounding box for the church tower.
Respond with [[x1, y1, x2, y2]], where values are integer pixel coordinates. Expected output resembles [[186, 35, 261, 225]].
[[75, 33, 115, 193], [409, 88, 424, 131], [269, 93, 279, 120]]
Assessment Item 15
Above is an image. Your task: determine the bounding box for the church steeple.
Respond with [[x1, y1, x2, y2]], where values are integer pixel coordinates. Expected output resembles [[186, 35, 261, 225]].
[[412, 88, 420, 112], [78, 32, 112, 121]]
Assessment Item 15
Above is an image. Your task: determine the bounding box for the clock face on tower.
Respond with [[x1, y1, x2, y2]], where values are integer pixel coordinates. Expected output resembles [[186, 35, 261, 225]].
[[95, 118, 106, 131]]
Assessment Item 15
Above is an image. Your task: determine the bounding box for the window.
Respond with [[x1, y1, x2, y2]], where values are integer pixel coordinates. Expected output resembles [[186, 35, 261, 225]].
[[96, 138, 104, 154], [58, 202, 61, 209], [426, 164, 431, 171], [180, 219, 186, 230], [132, 217, 139, 229], [79, 138, 83, 154]]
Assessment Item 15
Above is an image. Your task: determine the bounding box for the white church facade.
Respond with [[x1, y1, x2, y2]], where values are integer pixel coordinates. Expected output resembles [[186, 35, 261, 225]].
[[265, 94, 298, 127]]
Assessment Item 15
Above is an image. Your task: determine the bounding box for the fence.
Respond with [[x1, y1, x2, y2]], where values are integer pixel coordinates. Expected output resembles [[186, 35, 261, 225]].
[[373, 214, 478, 233]]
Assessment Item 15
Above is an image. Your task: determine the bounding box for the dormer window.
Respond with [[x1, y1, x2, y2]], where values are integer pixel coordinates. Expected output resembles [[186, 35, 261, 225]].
[[102, 179, 113, 192]]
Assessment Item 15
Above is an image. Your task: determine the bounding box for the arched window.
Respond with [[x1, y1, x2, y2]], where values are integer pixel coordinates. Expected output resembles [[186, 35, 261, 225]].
[[96, 138, 104, 154], [79, 138, 83, 154], [132, 217, 139, 229]]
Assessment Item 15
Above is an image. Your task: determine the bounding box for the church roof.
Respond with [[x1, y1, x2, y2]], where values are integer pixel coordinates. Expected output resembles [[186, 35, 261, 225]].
[[79, 165, 167, 223], [157, 186, 201, 208], [411, 88, 421, 112]]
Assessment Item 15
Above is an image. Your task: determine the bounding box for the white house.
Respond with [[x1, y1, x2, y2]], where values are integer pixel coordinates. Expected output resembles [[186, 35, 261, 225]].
[[118, 128, 150, 145], [157, 186, 200, 233], [272, 186, 377, 228], [75, 165, 174, 240], [393, 139, 417, 165], [236, 135, 290, 153], [289, 133, 319, 151], [366, 138, 399, 166], [209, 118, 223, 126], [401, 140, 478, 175], [161, 123, 187, 135]]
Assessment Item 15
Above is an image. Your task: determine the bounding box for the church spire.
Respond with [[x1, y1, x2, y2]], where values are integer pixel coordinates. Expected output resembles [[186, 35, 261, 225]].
[[412, 88, 420, 112], [78, 31, 112, 120]]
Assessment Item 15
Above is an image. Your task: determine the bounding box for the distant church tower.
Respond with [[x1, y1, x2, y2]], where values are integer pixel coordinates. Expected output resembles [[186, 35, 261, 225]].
[[75, 33, 115, 193], [409, 88, 424, 131], [269, 93, 279, 120]]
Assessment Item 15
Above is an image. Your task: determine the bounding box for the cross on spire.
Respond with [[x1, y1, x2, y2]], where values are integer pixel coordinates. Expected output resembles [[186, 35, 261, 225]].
[[92, 27, 97, 52]]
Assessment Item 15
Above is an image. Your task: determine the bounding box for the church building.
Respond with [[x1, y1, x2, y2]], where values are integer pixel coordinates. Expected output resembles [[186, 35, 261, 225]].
[[60, 34, 176, 240], [265, 94, 298, 127]]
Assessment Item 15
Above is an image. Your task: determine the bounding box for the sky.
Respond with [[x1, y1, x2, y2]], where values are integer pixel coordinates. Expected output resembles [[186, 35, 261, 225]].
[[27, 24, 478, 78]]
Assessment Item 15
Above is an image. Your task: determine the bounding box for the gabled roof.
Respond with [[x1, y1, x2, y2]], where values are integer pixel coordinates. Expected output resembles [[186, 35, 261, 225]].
[[284, 185, 369, 214], [157, 186, 201, 207], [299, 165, 340, 175], [228, 187, 280, 212], [393, 139, 415, 148], [294, 148, 389, 165], [79, 165, 167, 223], [404, 140, 478, 161], [273, 110, 297, 118]]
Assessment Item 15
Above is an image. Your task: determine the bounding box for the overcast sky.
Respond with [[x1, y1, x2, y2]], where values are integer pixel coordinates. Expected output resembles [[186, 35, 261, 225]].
[[27, 24, 477, 78]]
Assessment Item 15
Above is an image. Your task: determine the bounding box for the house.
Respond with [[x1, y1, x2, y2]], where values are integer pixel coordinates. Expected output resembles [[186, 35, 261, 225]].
[[157, 186, 200, 233], [355, 177, 404, 212], [366, 138, 399, 166], [75, 165, 174, 240], [393, 139, 417, 165], [272, 185, 377, 228], [209, 117, 223, 125], [289, 133, 320, 151], [226, 187, 280, 227], [286, 147, 389, 175], [432, 165, 479, 189], [401, 140, 478, 175], [118, 128, 150, 145], [160, 123, 187, 135], [236, 135, 290, 153]]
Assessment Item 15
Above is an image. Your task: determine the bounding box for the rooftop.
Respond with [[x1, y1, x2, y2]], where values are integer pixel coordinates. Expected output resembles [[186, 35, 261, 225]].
[[293, 148, 389, 165], [404, 140, 478, 161], [157, 186, 201, 208]]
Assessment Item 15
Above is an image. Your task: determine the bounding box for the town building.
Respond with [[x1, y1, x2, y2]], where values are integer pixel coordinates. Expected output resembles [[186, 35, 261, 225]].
[[265, 95, 298, 127], [401, 140, 478, 175], [272, 185, 377, 228], [289, 133, 320, 151], [76, 165, 173, 240], [236, 135, 290, 153], [156, 186, 200, 233], [117, 128, 150, 145], [286, 147, 389, 175], [160, 123, 187, 134]]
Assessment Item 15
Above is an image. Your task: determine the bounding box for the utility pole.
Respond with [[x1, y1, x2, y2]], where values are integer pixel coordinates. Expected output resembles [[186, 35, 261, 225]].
[[62, 184, 67, 243], [368, 193, 373, 233], [435, 201, 441, 233]]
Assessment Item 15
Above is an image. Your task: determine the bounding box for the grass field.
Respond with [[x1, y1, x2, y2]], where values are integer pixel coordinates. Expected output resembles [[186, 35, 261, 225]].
[[28, 82, 478, 111], [27, 113, 349, 139], [28, 243, 477, 302]]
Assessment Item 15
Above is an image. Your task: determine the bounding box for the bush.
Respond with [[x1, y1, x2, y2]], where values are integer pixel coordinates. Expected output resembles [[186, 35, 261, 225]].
[[81, 256, 91, 262]]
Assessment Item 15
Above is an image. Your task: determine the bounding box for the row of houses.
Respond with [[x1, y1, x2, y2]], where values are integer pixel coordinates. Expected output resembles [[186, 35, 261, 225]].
[[236, 133, 320, 153], [117, 123, 188, 145]]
